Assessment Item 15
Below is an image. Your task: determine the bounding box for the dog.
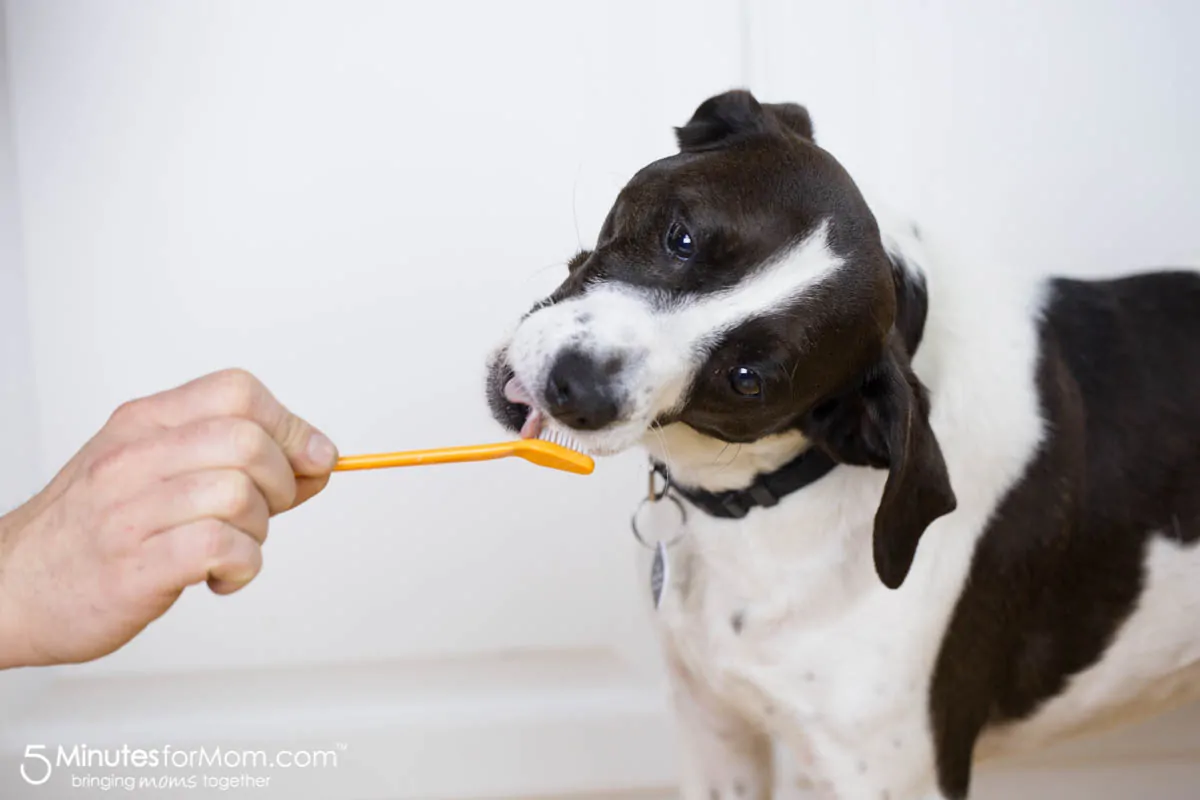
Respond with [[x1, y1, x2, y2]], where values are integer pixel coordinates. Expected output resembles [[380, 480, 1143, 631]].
[[484, 89, 1200, 799]]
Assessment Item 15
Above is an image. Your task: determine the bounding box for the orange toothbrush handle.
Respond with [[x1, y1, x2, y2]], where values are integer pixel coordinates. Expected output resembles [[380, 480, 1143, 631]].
[[333, 443, 517, 472]]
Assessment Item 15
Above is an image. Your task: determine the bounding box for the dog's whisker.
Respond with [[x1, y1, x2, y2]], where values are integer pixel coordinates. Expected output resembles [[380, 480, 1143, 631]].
[[650, 422, 675, 473], [708, 444, 744, 480], [650, 420, 678, 477], [521, 257, 574, 284]]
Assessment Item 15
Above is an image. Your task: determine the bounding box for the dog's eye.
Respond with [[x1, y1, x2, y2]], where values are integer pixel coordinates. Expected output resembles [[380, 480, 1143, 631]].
[[665, 222, 695, 261], [729, 367, 763, 397]]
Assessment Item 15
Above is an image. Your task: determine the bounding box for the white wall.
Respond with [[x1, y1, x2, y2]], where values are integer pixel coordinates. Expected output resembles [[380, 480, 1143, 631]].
[[0, 1, 36, 509], [0, 0, 52, 731], [744, 0, 1200, 276], [1, 2, 1199, 798]]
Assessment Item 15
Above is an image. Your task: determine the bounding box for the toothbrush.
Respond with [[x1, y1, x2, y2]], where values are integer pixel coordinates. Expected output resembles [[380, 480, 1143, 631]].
[[332, 429, 594, 475]]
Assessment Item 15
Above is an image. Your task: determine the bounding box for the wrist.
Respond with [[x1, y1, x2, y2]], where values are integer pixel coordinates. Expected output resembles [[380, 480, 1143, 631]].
[[0, 512, 37, 669]]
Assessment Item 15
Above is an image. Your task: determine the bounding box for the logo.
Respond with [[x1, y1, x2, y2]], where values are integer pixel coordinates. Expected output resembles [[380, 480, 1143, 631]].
[[20, 745, 52, 786], [18, 742, 347, 791]]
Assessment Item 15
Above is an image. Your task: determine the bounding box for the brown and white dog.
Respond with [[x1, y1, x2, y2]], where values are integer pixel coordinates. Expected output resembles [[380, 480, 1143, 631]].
[[485, 90, 1200, 800]]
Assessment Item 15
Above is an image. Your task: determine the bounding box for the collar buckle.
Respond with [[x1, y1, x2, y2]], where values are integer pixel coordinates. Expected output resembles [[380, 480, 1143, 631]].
[[720, 495, 750, 518], [747, 484, 780, 508]]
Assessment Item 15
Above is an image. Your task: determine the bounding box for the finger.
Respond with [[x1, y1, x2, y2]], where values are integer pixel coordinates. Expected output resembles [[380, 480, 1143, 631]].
[[109, 469, 271, 545], [112, 369, 338, 478], [139, 519, 264, 595], [90, 417, 298, 514], [293, 474, 331, 509]]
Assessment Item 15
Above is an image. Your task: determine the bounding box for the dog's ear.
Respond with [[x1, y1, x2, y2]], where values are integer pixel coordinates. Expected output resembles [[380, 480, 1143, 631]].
[[676, 90, 768, 151], [764, 102, 814, 141], [802, 345, 956, 589], [676, 91, 815, 152], [676, 91, 816, 152]]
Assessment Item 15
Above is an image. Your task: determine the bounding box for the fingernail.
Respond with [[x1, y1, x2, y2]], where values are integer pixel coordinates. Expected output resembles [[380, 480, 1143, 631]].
[[306, 431, 338, 469]]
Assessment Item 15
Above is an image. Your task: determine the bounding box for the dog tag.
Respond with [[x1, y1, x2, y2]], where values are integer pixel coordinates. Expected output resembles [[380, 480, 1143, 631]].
[[651, 540, 669, 609]]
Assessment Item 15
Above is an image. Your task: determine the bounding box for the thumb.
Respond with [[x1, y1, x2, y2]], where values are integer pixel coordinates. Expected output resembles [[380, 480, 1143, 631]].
[[269, 407, 339, 478]]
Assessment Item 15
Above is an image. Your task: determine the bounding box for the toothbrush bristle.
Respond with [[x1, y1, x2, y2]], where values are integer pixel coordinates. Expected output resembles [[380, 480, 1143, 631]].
[[539, 428, 588, 454]]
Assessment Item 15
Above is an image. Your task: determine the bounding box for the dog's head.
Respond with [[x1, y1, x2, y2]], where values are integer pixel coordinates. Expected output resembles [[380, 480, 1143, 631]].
[[486, 90, 955, 588]]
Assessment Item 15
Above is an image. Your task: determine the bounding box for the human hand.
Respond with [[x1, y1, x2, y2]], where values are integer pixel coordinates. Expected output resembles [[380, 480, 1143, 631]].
[[0, 369, 338, 668]]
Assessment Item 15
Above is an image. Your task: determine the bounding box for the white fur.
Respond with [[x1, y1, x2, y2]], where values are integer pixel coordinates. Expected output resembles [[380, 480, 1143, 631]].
[[979, 534, 1200, 759], [505, 222, 842, 455], [634, 213, 1200, 799]]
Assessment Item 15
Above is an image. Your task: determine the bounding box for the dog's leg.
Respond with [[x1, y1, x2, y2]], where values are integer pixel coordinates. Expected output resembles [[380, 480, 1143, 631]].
[[666, 652, 774, 800]]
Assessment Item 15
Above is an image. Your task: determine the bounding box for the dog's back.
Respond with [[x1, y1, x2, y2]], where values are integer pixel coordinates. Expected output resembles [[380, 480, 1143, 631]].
[[1050, 270, 1200, 504]]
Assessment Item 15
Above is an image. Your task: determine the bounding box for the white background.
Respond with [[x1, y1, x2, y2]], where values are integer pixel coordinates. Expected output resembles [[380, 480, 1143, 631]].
[[1, 1, 1198, 798]]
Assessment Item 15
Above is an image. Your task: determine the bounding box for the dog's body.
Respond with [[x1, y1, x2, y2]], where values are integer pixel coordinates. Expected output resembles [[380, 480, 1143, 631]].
[[646, 222, 1200, 800], [486, 91, 1200, 799]]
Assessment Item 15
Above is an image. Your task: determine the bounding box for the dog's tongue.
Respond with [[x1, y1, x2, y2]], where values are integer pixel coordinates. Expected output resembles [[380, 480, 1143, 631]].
[[504, 377, 543, 439]]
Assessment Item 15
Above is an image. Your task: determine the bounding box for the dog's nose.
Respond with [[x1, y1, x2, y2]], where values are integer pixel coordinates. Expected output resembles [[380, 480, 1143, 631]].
[[543, 350, 621, 431]]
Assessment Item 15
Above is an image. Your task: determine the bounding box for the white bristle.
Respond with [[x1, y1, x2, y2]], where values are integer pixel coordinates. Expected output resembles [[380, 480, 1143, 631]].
[[538, 428, 588, 454]]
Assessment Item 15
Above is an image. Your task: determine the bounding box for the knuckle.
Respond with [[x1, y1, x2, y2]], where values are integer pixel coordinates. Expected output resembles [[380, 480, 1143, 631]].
[[211, 368, 262, 416], [199, 519, 235, 562], [213, 471, 260, 518], [228, 418, 271, 465], [108, 397, 150, 427], [86, 442, 133, 483]]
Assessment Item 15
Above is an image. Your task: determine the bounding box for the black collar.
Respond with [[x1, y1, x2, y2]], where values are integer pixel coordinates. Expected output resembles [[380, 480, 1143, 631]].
[[654, 445, 838, 520]]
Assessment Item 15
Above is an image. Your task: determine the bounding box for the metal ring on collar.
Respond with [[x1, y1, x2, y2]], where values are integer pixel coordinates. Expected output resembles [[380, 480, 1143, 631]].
[[630, 492, 688, 550]]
